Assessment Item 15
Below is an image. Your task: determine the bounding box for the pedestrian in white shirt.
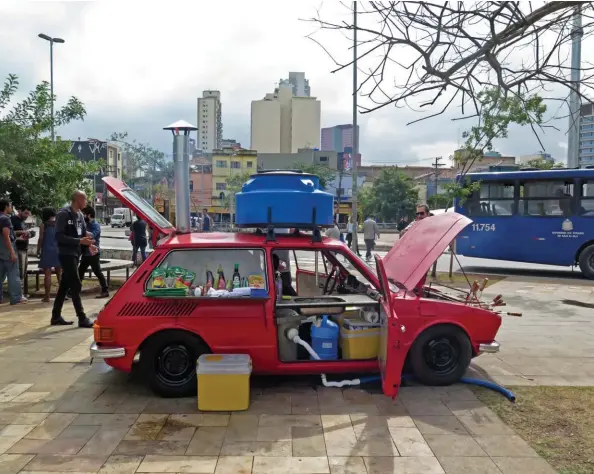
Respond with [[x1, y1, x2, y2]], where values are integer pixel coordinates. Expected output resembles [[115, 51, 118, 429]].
[[346, 217, 354, 248]]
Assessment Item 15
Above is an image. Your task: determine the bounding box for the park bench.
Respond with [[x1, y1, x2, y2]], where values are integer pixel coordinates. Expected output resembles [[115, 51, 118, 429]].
[[24, 258, 134, 295]]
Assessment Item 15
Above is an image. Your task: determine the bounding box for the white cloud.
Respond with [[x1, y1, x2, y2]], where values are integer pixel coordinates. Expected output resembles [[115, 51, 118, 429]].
[[0, 0, 584, 164]]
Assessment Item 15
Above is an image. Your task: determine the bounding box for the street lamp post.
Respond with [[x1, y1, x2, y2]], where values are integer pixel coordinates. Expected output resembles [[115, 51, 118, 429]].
[[38, 33, 65, 143]]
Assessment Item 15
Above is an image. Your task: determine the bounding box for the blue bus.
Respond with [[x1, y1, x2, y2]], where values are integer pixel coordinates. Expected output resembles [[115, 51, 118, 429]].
[[454, 169, 594, 279]]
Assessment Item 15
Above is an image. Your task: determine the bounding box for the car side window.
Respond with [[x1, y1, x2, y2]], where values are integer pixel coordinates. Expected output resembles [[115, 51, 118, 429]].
[[146, 248, 268, 292]]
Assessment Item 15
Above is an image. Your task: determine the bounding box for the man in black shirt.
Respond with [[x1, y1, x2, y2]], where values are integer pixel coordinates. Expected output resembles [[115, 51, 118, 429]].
[[10, 207, 31, 296], [51, 191, 96, 327], [131, 216, 148, 266]]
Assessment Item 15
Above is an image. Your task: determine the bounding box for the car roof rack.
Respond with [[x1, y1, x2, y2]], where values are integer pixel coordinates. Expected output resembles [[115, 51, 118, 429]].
[[251, 207, 323, 244]]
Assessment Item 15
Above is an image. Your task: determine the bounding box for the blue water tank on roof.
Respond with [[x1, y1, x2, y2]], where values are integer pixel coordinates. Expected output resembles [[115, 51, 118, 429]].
[[235, 171, 334, 228]]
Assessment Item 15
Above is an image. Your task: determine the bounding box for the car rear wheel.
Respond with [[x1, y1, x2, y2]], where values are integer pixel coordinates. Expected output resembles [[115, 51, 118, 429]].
[[578, 244, 594, 280], [140, 330, 209, 398], [409, 324, 472, 386]]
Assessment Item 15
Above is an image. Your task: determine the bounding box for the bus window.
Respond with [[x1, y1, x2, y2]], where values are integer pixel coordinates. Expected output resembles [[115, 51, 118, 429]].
[[519, 180, 574, 217], [581, 180, 594, 217], [465, 181, 514, 217]]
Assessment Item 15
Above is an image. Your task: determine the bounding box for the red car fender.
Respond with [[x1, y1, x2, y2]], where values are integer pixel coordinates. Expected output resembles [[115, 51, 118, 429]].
[[402, 318, 475, 355]]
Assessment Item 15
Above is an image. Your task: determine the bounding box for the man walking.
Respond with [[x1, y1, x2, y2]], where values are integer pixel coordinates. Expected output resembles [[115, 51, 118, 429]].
[[201, 208, 212, 232], [78, 207, 109, 298], [51, 191, 95, 327], [0, 199, 26, 305], [131, 216, 148, 266], [10, 206, 31, 296], [362, 215, 380, 262]]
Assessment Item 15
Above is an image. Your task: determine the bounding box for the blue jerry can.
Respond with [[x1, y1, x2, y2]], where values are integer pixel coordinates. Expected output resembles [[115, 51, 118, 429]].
[[235, 171, 334, 228]]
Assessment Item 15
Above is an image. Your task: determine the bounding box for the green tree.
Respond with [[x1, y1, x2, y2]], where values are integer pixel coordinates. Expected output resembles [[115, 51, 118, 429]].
[[427, 193, 450, 210], [445, 87, 547, 207], [0, 74, 98, 213], [109, 132, 170, 203], [224, 172, 252, 213], [523, 158, 564, 170], [361, 168, 418, 221], [291, 162, 336, 189]]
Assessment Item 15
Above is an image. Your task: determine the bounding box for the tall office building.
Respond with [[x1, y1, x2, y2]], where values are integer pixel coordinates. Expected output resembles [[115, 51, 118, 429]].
[[321, 124, 359, 153], [197, 90, 223, 153], [251, 84, 321, 153], [579, 103, 594, 167], [278, 72, 310, 97]]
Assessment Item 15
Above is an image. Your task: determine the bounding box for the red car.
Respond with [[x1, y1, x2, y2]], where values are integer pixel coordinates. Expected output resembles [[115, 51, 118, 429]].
[[91, 178, 502, 398]]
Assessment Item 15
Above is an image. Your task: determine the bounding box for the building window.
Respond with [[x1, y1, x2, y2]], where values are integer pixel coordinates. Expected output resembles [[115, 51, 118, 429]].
[[216, 160, 227, 168], [319, 156, 328, 162], [216, 182, 227, 191], [190, 181, 194, 192], [246, 161, 253, 168], [231, 161, 241, 169]]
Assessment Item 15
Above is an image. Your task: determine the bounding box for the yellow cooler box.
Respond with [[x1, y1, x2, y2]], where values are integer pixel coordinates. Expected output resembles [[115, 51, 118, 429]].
[[340, 318, 381, 360], [197, 354, 252, 411]]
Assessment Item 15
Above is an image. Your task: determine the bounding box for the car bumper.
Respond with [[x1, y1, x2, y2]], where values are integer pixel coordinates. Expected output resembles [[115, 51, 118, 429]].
[[478, 341, 500, 354], [90, 342, 126, 359]]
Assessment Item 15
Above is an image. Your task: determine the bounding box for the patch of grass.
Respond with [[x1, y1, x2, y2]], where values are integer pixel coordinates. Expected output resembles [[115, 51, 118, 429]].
[[474, 386, 594, 474], [428, 272, 504, 289]]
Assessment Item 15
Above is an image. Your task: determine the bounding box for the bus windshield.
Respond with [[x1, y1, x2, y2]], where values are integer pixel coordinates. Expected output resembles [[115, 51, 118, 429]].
[[453, 169, 594, 278]]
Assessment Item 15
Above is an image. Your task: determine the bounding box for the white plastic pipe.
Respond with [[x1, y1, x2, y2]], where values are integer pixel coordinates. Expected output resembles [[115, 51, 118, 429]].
[[286, 329, 362, 388]]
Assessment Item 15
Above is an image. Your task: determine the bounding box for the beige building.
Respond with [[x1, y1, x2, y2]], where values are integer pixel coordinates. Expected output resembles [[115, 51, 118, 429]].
[[250, 85, 321, 153], [197, 90, 223, 153]]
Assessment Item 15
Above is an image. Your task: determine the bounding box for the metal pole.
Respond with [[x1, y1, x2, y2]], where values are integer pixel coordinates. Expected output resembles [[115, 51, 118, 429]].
[[567, 6, 582, 168], [50, 40, 55, 143], [351, 1, 360, 255], [173, 133, 191, 233]]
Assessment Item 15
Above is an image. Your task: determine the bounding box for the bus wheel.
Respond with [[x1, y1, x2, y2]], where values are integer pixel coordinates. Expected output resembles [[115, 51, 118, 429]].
[[409, 324, 472, 386], [578, 245, 594, 280]]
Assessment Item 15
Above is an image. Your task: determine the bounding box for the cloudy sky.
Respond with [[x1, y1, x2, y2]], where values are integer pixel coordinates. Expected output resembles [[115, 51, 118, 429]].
[[0, 0, 586, 166]]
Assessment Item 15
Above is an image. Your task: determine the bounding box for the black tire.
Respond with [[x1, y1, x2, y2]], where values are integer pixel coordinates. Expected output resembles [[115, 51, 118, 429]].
[[409, 324, 472, 386], [140, 330, 209, 398], [578, 244, 594, 280]]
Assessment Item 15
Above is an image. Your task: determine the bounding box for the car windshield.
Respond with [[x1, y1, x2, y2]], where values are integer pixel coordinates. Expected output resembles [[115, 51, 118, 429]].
[[120, 188, 174, 230]]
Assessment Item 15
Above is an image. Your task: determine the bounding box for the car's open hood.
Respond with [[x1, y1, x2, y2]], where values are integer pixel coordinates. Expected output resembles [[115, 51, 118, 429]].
[[102, 177, 176, 236], [381, 212, 472, 291]]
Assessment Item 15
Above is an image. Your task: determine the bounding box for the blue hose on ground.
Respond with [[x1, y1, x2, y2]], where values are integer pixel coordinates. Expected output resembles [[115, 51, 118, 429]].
[[359, 374, 516, 402]]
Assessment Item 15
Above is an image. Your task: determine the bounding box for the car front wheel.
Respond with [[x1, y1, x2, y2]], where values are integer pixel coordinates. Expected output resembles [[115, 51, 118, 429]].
[[140, 330, 209, 398], [409, 324, 472, 386]]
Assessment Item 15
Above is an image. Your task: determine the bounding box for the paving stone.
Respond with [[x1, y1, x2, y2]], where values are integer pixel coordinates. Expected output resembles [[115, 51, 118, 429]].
[[71, 414, 139, 427], [220, 440, 292, 457], [412, 416, 469, 435], [0, 454, 35, 474], [475, 435, 539, 458], [136, 455, 218, 473], [185, 427, 226, 456], [0, 426, 37, 439], [438, 456, 502, 474], [96, 455, 143, 474], [252, 456, 330, 474], [168, 414, 230, 427], [388, 427, 433, 457], [213, 456, 253, 474], [363, 456, 445, 474], [492, 456, 557, 474], [256, 425, 292, 441], [25, 413, 77, 440], [224, 415, 258, 442], [292, 426, 326, 457], [78, 426, 130, 456], [424, 434, 487, 457], [0, 385, 34, 403], [124, 414, 168, 441], [259, 415, 321, 427], [0, 413, 48, 426], [456, 413, 515, 436], [23, 454, 109, 472], [327, 456, 367, 474], [401, 399, 451, 416], [114, 440, 190, 456]]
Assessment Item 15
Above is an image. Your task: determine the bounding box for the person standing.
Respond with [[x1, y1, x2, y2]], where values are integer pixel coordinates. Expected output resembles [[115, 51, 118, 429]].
[[51, 191, 95, 327], [10, 206, 32, 297], [37, 207, 62, 302], [78, 207, 109, 298], [400, 204, 432, 238], [362, 215, 381, 262], [201, 208, 212, 232], [325, 220, 341, 240], [131, 216, 148, 266], [346, 217, 354, 248], [0, 199, 26, 305]]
